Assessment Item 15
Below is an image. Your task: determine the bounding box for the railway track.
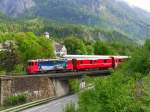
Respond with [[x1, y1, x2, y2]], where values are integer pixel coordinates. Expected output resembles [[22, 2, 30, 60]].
[[0, 70, 111, 79]]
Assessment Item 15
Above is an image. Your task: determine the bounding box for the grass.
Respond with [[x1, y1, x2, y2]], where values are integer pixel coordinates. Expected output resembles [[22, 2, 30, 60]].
[[4, 94, 27, 106]]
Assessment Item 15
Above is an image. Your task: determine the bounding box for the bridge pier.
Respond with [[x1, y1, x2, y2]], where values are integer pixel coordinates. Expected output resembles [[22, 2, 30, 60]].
[[0, 70, 110, 105], [52, 79, 70, 97], [0, 77, 55, 105], [0, 76, 71, 105]]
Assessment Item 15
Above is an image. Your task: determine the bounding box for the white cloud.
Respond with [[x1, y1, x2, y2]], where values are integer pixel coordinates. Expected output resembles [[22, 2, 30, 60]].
[[122, 0, 150, 12]]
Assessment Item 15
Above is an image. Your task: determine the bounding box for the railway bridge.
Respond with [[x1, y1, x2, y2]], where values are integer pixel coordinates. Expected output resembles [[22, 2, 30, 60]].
[[0, 70, 111, 105]]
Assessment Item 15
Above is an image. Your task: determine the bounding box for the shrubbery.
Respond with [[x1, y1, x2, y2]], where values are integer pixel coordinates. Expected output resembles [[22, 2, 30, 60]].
[[4, 94, 27, 106], [69, 39, 150, 112], [0, 30, 134, 73], [64, 37, 87, 55], [63, 102, 76, 112], [69, 79, 80, 93], [0, 32, 55, 73], [78, 73, 142, 112]]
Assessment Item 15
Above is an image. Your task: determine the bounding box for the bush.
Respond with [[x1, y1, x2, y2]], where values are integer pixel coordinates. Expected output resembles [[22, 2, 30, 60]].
[[69, 79, 80, 92], [123, 48, 150, 78], [4, 94, 27, 106], [78, 72, 143, 112], [141, 73, 150, 112], [64, 102, 77, 112], [0, 32, 55, 73], [13, 64, 25, 74], [93, 40, 114, 55], [64, 37, 87, 54]]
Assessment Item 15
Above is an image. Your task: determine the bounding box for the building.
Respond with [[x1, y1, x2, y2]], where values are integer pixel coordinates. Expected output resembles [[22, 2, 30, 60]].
[[0, 44, 4, 51], [0, 40, 16, 51], [43, 31, 67, 57], [0, 42, 8, 51], [44, 32, 50, 39], [54, 42, 67, 57]]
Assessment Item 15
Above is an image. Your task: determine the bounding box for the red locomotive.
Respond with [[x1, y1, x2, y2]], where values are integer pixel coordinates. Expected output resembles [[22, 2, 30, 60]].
[[26, 55, 128, 74]]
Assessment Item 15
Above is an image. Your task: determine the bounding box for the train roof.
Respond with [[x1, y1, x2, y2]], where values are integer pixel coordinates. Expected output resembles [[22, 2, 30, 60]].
[[28, 55, 129, 62], [113, 56, 129, 59], [63, 55, 129, 59], [28, 58, 66, 62]]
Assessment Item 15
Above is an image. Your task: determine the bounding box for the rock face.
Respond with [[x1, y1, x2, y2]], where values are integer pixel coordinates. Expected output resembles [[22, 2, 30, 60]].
[[0, 0, 150, 40], [0, 0, 35, 16]]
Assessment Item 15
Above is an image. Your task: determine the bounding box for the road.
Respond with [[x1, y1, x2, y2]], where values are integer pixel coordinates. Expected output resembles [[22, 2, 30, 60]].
[[22, 94, 78, 112]]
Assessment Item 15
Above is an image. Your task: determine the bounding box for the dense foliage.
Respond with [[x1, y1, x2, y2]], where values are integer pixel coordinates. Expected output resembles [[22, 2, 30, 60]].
[[0, 6, 149, 111], [0, 32, 55, 73], [0, 0, 150, 40], [0, 17, 133, 44], [64, 37, 87, 55], [78, 75, 140, 112], [0, 30, 135, 74], [0, 15, 135, 74], [0, 42, 21, 73], [4, 94, 27, 106], [64, 39, 150, 112]]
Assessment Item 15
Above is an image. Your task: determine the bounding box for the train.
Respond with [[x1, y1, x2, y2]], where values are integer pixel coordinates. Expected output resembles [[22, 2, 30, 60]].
[[26, 55, 129, 74]]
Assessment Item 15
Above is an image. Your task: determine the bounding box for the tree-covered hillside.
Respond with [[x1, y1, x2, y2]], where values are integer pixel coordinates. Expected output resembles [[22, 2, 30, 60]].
[[0, 8, 135, 73], [64, 39, 150, 112], [0, 17, 133, 43], [0, 32, 55, 73], [0, 0, 150, 40], [0, 31, 135, 74]]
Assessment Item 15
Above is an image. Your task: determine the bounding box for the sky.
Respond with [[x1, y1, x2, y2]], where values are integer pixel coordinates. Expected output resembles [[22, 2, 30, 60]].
[[122, 0, 150, 12]]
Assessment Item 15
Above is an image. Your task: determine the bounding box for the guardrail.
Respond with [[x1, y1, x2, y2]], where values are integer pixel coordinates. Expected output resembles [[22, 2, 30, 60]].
[[1, 84, 95, 112], [1, 96, 56, 112]]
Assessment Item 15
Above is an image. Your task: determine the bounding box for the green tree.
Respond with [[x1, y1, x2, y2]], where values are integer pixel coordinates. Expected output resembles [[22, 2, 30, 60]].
[[0, 32, 55, 73], [64, 37, 87, 54], [0, 42, 21, 74], [37, 37, 55, 58], [144, 39, 150, 50], [15, 32, 55, 62], [93, 40, 112, 55], [86, 45, 94, 55], [124, 48, 150, 77], [78, 73, 142, 112]]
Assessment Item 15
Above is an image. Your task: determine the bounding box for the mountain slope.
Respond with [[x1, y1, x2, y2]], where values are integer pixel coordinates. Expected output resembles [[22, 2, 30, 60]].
[[0, 0, 150, 40]]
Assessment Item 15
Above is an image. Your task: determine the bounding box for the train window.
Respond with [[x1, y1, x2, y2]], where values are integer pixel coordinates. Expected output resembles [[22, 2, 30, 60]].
[[104, 60, 107, 63], [29, 62, 34, 66], [90, 60, 93, 64], [28, 62, 32, 66], [33, 62, 37, 65], [119, 59, 123, 62], [80, 61, 82, 64], [53, 61, 56, 64], [34, 62, 38, 65], [94, 60, 96, 64]]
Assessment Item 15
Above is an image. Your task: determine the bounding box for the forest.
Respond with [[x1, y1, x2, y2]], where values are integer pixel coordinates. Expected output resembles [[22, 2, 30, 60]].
[[65, 39, 150, 112], [0, 31, 135, 74], [0, 15, 150, 111], [0, 15, 135, 74]]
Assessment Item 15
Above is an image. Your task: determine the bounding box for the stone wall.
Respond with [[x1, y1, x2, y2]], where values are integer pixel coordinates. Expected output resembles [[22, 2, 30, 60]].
[[0, 76, 70, 105], [52, 79, 70, 97], [0, 77, 56, 105]]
